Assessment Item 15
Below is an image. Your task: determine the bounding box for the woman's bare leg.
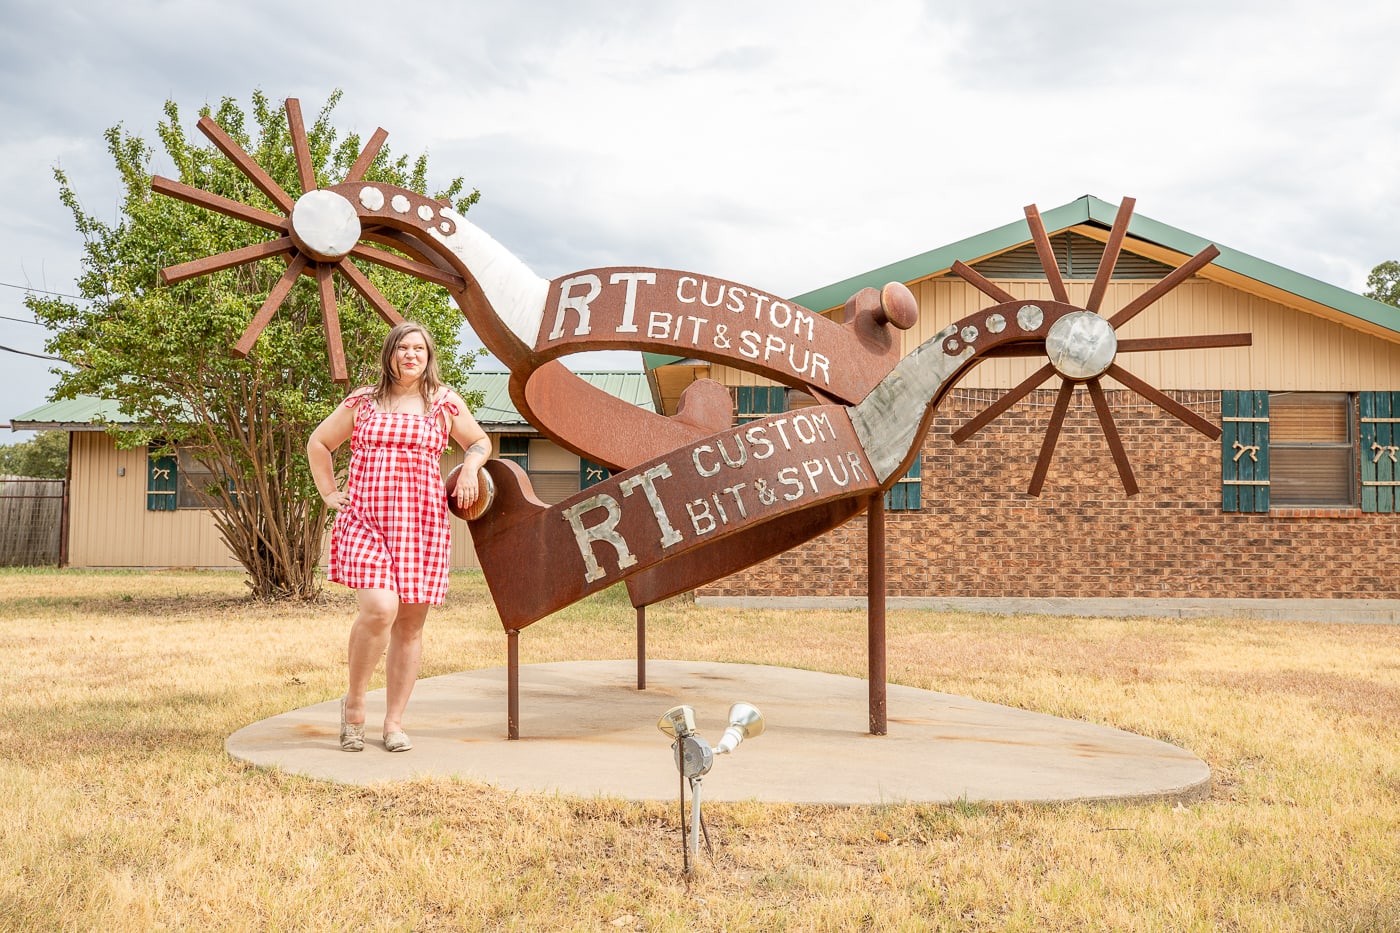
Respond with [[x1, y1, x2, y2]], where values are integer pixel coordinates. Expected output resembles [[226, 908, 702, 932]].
[[383, 603, 430, 735], [344, 588, 400, 726]]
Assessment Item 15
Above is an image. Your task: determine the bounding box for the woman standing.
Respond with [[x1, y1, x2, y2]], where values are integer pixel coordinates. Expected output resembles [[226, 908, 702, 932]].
[[307, 321, 490, 752]]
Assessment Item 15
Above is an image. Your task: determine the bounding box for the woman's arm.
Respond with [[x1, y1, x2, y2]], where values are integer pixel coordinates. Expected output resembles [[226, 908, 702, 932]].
[[307, 402, 357, 510], [445, 390, 491, 510]]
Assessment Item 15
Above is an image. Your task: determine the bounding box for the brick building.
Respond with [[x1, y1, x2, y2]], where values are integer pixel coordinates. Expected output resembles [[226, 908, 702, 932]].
[[646, 196, 1400, 602]]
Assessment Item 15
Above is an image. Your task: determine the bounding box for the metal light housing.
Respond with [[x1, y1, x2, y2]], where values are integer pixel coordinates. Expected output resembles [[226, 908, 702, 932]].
[[657, 704, 697, 739], [713, 702, 764, 754]]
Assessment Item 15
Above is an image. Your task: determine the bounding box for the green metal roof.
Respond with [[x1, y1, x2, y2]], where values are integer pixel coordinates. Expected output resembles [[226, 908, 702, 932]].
[[11, 371, 655, 432], [790, 195, 1400, 334], [9, 396, 129, 431], [465, 370, 655, 428]]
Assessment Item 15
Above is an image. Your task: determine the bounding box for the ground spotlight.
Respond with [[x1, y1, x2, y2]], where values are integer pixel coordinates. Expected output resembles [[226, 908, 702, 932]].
[[657, 701, 764, 874], [656, 704, 697, 740], [714, 701, 765, 755]]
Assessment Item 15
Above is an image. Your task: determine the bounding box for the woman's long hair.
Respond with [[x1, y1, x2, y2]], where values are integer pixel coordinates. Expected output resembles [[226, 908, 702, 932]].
[[372, 321, 445, 409]]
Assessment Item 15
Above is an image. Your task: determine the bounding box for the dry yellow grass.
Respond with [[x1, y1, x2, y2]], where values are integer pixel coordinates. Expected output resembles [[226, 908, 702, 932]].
[[0, 568, 1397, 931]]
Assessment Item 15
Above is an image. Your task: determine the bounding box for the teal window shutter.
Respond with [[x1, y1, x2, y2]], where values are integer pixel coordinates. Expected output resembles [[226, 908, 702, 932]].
[[146, 453, 178, 512], [734, 386, 787, 424], [500, 436, 529, 471], [1221, 391, 1269, 513], [580, 458, 610, 489], [765, 386, 787, 417], [1360, 391, 1399, 514], [885, 457, 922, 511]]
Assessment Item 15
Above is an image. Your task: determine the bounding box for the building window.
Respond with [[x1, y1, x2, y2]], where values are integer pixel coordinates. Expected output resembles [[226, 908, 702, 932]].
[[499, 436, 529, 471], [145, 447, 236, 511], [1222, 391, 1358, 512], [1268, 392, 1354, 508], [176, 450, 223, 509]]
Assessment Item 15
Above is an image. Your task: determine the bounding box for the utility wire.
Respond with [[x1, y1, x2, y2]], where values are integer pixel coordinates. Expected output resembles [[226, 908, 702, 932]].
[[0, 281, 87, 301], [0, 344, 65, 363]]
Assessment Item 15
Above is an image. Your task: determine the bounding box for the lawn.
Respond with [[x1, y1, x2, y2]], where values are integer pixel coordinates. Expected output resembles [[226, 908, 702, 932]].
[[0, 568, 1396, 931]]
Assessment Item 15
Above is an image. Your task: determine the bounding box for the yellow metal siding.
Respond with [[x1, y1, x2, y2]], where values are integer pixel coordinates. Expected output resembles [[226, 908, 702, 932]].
[[705, 276, 1400, 401], [909, 278, 1400, 391], [64, 433, 557, 574], [66, 434, 241, 568], [709, 365, 776, 388], [67, 433, 488, 572]]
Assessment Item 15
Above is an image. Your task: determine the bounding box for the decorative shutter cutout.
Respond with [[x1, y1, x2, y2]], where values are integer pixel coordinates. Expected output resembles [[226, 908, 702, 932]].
[[1221, 391, 1269, 513], [146, 452, 178, 512], [1360, 392, 1400, 514], [580, 458, 610, 490]]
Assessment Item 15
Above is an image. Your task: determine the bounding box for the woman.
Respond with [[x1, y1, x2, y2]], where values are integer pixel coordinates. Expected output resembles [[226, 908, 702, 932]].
[[307, 321, 490, 752]]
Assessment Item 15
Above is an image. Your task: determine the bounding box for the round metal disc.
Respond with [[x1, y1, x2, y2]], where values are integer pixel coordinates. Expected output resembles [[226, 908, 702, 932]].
[[446, 464, 496, 522], [289, 190, 361, 261], [1045, 310, 1117, 380]]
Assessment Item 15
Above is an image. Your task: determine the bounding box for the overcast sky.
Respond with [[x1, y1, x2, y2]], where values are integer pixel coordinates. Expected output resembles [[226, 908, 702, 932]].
[[2, 0, 1397, 443]]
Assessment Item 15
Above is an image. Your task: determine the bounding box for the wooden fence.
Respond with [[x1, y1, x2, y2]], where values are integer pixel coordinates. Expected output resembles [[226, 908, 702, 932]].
[[0, 476, 64, 566]]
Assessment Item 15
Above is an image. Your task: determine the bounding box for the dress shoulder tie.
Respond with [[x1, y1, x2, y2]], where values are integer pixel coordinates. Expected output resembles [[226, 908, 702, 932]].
[[342, 387, 376, 410]]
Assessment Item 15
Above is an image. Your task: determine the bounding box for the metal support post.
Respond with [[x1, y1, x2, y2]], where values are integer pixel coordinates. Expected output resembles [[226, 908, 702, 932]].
[[868, 493, 887, 735], [637, 604, 647, 690], [507, 628, 519, 740]]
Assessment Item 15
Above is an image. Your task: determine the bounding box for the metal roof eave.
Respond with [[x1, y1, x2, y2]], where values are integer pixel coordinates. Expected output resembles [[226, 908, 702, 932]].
[[1107, 208, 1400, 334], [8, 396, 133, 432], [788, 194, 1400, 336], [791, 197, 1100, 313]]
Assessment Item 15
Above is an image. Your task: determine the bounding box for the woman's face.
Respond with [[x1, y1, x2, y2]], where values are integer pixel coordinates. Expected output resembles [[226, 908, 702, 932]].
[[392, 331, 430, 384]]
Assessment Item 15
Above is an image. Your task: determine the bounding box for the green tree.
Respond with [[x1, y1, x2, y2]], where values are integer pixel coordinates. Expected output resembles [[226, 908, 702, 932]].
[[1366, 260, 1400, 308], [27, 91, 484, 598], [0, 431, 68, 478]]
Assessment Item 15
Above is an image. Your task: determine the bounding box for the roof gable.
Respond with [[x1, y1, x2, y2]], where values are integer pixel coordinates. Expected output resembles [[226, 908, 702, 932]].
[[792, 195, 1400, 338], [971, 230, 1174, 280]]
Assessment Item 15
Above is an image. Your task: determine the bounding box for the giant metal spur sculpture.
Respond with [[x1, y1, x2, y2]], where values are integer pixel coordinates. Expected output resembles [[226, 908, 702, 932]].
[[156, 100, 1249, 737]]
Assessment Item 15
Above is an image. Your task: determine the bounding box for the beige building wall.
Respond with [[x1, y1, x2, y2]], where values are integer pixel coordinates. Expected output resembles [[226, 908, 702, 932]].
[[712, 277, 1400, 393], [65, 433, 570, 574], [67, 432, 242, 569]]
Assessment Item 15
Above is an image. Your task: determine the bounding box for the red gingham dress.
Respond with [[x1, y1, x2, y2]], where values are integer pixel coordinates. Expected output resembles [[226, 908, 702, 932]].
[[328, 387, 457, 604]]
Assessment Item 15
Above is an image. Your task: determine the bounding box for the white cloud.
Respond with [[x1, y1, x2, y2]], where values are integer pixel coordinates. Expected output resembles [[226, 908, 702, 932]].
[[4, 0, 1399, 439]]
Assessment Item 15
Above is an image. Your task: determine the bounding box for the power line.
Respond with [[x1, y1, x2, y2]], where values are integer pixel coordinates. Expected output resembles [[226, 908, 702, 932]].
[[0, 313, 46, 327], [0, 344, 65, 363], [0, 281, 87, 301]]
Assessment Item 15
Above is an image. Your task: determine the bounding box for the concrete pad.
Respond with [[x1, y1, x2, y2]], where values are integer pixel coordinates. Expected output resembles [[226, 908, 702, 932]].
[[226, 660, 1210, 805]]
